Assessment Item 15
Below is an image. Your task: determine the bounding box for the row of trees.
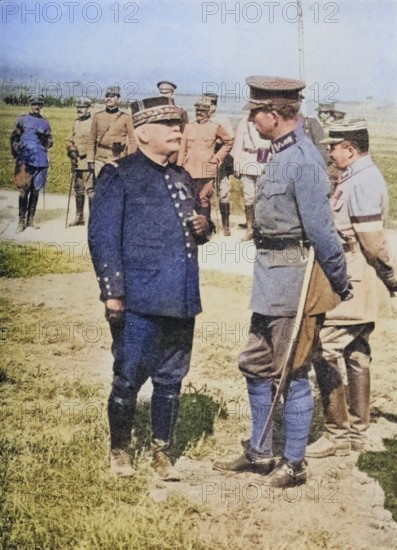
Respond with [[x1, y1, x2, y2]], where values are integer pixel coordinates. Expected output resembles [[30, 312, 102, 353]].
[[3, 94, 131, 109]]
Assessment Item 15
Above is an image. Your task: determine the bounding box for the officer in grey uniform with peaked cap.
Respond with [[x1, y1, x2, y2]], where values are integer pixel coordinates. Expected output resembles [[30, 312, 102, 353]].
[[66, 97, 93, 225], [89, 96, 213, 480], [306, 120, 397, 458], [214, 76, 351, 488]]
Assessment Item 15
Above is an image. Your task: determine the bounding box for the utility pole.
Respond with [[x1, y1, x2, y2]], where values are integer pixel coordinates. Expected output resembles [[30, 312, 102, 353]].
[[297, 0, 307, 114]]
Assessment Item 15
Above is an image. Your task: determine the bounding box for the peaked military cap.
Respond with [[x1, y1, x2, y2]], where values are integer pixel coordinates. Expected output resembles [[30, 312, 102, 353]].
[[105, 86, 121, 97], [202, 93, 218, 106], [244, 76, 305, 110], [194, 98, 213, 110], [316, 102, 336, 112], [28, 93, 45, 104], [76, 97, 91, 108], [320, 119, 368, 144], [157, 80, 177, 90], [130, 96, 182, 128]]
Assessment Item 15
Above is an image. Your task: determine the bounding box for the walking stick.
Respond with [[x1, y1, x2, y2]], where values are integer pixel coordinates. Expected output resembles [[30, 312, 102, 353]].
[[258, 246, 316, 449], [65, 168, 74, 229]]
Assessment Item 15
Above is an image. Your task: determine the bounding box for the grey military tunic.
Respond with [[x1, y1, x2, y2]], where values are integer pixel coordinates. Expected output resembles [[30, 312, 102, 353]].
[[251, 131, 348, 317]]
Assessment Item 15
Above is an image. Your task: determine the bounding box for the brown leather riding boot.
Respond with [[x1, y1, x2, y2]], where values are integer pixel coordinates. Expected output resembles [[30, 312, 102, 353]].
[[242, 205, 254, 241], [306, 358, 351, 458], [347, 365, 370, 451]]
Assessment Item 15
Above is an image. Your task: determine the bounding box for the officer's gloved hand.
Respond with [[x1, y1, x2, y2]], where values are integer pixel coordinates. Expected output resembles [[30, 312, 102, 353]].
[[340, 282, 353, 302], [87, 162, 95, 174]]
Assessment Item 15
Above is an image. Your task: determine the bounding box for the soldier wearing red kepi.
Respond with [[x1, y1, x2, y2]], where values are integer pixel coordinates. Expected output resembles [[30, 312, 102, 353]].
[[306, 119, 397, 458], [213, 76, 351, 488]]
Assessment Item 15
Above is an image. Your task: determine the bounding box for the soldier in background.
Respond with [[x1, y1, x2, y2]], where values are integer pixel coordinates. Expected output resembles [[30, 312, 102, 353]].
[[66, 98, 93, 226], [157, 80, 189, 131], [11, 93, 53, 233], [317, 102, 346, 127], [87, 86, 137, 178], [231, 115, 271, 240], [306, 120, 397, 458], [201, 92, 235, 236], [177, 98, 233, 220]]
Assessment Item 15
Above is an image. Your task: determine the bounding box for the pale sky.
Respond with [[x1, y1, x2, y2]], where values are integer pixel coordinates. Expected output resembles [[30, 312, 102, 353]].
[[1, 0, 396, 104]]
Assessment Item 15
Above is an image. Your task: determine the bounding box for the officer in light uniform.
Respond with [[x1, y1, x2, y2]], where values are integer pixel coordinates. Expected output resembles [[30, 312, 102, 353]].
[[157, 80, 189, 131], [306, 120, 397, 458], [231, 115, 271, 240], [214, 76, 351, 488], [88, 96, 213, 479], [66, 97, 93, 226], [11, 93, 53, 232], [177, 98, 233, 220], [202, 93, 235, 236], [87, 85, 137, 177]]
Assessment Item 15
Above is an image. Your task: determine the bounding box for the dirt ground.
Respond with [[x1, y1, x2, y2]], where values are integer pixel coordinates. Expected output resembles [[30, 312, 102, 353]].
[[1, 189, 397, 549]]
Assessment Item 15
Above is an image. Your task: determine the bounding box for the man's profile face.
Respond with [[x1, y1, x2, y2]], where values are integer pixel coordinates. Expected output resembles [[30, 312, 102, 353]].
[[328, 142, 352, 169], [146, 120, 182, 156], [250, 109, 274, 139], [105, 94, 120, 109]]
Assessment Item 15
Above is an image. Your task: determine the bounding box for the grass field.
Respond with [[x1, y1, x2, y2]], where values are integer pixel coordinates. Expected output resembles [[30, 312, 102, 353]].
[[1, 102, 397, 222]]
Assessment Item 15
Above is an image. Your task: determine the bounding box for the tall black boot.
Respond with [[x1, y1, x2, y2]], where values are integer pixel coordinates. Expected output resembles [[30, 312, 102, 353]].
[[69, 194, 85, 226], [108, 394, 136, 450], [16, 194, 28, 233], [26, 191, 40, 229], [150, 382, 181, 481], [242, 205, 254, 241], [108, 394, 137, 476], [219, 202, 231, 236]]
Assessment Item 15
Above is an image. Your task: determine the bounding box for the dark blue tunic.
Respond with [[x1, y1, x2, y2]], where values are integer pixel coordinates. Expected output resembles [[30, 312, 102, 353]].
[[88, 149, 207, 318]]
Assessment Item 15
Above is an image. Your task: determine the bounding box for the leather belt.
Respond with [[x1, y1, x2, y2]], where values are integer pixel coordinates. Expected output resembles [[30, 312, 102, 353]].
[[79, 154, 87, 160], [98, 144, 112, 150], [253, 230, 309, 250], [243, 147, 257, 154], [342, 241, 358, 253]]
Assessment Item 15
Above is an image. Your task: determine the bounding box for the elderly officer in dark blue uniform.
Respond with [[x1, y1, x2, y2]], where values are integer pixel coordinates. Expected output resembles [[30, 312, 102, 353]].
[[88, 97, 212, 479], [11, 93, 53, 232], [214, 76, 352, 488]]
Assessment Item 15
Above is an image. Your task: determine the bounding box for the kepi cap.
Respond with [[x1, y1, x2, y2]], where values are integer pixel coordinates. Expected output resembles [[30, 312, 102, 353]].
[[316, 102, 336, 112], [244, 76, 305, 111], [320, 119, 368, 144], [28, 93, 45, 105], [157, 80, 177, 91], [130, 97, 182, 128], [105, 86, 121, 97], [194, 98, 212, 110], [202, 93, 218, 106], [76, 97, 91, 108]]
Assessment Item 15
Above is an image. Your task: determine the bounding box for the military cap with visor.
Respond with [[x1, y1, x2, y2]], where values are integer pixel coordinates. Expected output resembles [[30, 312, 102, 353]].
[[105, 86, 121, 97], [157, 80, 177, 91], [320, 119, 368, 145], [243, 76, 305, 111], [316, 102, 336, 112], [194, 98, 213, 110], [28, 93, 45, 105], [130, 97, 182, 128], [76, 97, 91, 108]]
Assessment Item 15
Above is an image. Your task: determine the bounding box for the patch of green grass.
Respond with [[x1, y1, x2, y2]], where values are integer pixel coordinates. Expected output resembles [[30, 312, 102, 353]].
[[0, 296, 229, 549], [0, 241, 91, 277], [358, 438, 397, 522]]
